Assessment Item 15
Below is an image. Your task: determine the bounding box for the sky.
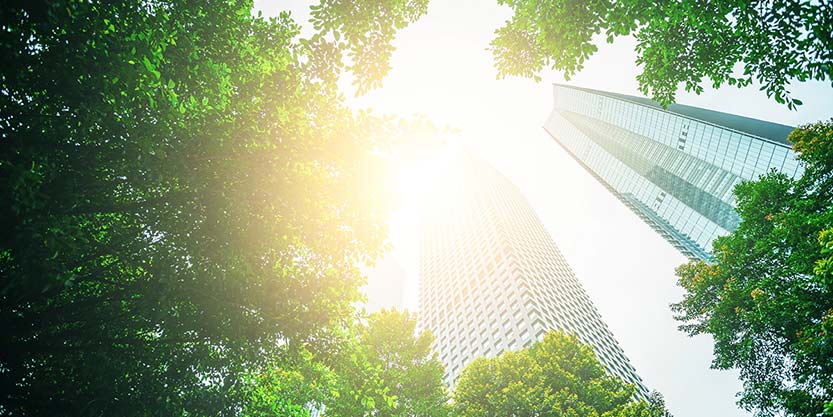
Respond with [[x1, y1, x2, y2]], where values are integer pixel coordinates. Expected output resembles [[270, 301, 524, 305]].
[[257, 2, 833, 416]]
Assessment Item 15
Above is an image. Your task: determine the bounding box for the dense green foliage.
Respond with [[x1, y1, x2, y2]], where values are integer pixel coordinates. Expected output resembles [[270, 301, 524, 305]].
[[672, 120, 833, 417], [324, 309, 449, 417], [0, 0, 427, 414], [489, 0, 833, 108], [453, 331, 669, 417], [241, 309, 447, 417], [239, 347, 335, 417]]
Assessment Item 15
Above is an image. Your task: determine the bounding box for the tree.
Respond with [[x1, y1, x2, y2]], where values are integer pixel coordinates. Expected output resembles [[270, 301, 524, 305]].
[[239, 347, 336, 417], [489, 0, 833, 108], [0, 0, 427, 414], [672, 120, 833, 417], [453, 330, 669, 417], [324, 309, 449, 417]]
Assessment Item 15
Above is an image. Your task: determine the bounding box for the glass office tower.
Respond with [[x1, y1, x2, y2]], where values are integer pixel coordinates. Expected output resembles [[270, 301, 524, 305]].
[[419, 152, 648, 397], [544, 84, 801, 259]]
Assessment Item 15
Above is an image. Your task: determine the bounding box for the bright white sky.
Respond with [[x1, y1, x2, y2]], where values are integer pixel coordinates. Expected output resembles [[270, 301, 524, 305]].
[[258, 2, 833, 416]]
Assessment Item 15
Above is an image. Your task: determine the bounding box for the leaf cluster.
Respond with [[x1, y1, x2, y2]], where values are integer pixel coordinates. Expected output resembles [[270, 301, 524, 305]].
[[323, 309, 450, 417], [453, 330, 669, 417], [309, 0, 430, 95]]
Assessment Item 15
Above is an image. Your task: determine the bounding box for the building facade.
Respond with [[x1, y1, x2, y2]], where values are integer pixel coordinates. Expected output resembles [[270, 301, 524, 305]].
[[418, 152, 648, 397], [544, 84, 801, 259]]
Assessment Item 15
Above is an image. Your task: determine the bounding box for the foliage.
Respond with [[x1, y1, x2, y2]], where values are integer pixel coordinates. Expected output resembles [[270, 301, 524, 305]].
[[240, 309, 448, 417], [325, 309, 449, 417], [489, 0, 833, 108], [453, 330, 669, 417], [310, 0, 430, 95], [672, 120, 833, 417], [240, 347, 336, 417], [645, 392, 674, 417], [0, 0, 426, 415]]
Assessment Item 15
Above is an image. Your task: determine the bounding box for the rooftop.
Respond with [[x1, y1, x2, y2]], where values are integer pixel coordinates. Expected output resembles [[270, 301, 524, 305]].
[[554, 83, 795, 146]]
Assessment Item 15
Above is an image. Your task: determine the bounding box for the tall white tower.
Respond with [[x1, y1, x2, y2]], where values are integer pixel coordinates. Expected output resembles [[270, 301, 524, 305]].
[[419, 151, 648, 397]]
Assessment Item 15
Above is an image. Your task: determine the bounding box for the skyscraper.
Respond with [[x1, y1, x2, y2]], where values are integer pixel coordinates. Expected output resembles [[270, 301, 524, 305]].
[[544, 84, 801, 259], [418, 151, 648, 397]]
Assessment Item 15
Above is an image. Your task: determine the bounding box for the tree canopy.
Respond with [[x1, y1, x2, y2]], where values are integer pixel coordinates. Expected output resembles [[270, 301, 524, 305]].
[[322, 309, 449, 417], [241, 309, 448, 417], [0, 0, 427, 414], [453, 330, 669, 417], [490, 0, 833, 108], [672, 120, 833, 417]]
